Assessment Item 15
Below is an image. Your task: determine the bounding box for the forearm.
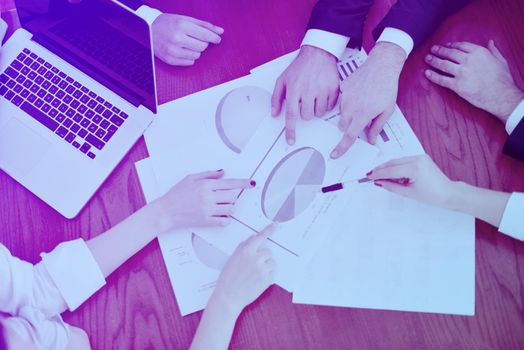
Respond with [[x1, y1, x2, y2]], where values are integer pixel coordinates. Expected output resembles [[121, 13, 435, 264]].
[[447, 182, 511, 228], [190, 293, 240, 350], [86, 201, 164, 278]]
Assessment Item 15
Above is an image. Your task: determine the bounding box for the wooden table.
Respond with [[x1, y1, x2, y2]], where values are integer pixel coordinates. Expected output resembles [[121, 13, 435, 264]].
[[2, 0, 524, 348]]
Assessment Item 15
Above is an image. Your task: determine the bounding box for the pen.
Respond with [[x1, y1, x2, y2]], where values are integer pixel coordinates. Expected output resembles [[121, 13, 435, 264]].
[[321, 177, 411, 193]]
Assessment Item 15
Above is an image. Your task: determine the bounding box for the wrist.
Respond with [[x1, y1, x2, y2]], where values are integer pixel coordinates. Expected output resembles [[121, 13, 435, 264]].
[[208, 289, 243, 320], [146, 197, 175, 234], [300, 45, 338, 64], [370, 41, 407, 72], [495, 88, 524, 123], [445, 181, 470, 212]]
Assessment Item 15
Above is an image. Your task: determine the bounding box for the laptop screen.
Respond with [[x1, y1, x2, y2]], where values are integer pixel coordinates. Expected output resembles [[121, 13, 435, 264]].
[[14, 0, 157, 113]]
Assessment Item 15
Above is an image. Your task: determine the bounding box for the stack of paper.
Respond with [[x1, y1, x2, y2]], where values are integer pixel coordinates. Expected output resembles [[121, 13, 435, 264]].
[[135, 49, 475, 316]]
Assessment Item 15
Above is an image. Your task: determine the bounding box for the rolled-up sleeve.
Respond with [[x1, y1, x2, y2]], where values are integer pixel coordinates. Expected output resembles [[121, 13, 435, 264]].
[[1, 239, 104, 349], [499, 192, 524, 241], [41, 239, 106, 311]]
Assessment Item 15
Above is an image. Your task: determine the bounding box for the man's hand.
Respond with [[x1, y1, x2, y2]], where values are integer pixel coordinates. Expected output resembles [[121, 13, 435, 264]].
[[331, 42, 406, 159], [152, 14, 224, 66], [271, 45, 340, 145], [425, 40, 524, 123]]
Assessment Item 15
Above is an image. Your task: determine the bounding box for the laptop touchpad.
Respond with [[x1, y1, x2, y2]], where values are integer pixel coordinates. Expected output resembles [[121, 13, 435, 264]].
[[0, 119, 51, 175]]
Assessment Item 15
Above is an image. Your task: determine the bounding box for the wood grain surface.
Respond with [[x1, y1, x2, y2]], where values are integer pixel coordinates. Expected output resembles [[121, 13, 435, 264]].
[[1, 0, 524, 349]]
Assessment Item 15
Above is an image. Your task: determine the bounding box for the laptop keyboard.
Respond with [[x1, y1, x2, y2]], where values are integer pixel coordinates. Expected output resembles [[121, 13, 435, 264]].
[[0, 48, 129, 159]]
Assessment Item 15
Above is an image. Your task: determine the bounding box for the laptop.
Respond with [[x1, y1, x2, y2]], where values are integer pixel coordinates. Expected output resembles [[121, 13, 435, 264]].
[[0, 0, 157, 218]]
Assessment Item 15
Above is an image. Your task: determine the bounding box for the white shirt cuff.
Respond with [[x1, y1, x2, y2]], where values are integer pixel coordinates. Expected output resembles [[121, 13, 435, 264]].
[[505, 99, 524, 134], [376, 27, 414, 57], [499, 192, 524, 241], [0, 18, 7, 44], [301, 29, 350, 61], [136, 5, 163, 26], [41, 239, 106, 311]]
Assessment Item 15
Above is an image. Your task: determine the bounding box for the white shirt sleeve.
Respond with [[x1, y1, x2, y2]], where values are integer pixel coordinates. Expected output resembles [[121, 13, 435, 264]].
[[376, 27, 414, 57], [499, 192, 524, 241], [505, 99, 524, 135], [0, 239, 104, 349], [301, 29, 350, 60], [41, 239, 106, 311], [136, 5, 163, 26]]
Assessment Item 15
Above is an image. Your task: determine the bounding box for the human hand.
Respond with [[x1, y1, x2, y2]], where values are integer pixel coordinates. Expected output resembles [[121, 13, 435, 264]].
[[425, 40, 524, 123], [367, 154, 456, 208], [212, 224, 276, 315], [271, 45, 340, 145], [152, 14, 223, 66], [331, 42, 406, 159], [153, 170, 254, 232]]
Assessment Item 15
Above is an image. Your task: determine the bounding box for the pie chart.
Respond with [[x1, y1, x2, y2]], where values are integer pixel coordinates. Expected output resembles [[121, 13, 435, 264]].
[[216, 86, 271, 154], [191, 233, 228, 270], [261, 147, 326, 223]]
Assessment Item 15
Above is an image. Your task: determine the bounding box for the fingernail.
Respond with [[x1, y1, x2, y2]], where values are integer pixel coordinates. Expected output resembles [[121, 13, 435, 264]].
[[271, 106, 277, 115], [330, 150, 339, 159], [374, 182, 382, 187], [366, 171, 373, 176], [425, 54, 432, 61], [431, 45, 438, 53], [446, 42, 451, 46], [288, 138, 295, 145], [250, 180, 256, 187], [425, 70, 432, 77]]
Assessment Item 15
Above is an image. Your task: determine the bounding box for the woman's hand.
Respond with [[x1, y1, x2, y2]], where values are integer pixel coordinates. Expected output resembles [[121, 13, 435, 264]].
[[368, 154, 457, 208], [153, 169, 254, 233], [212, 224, 276, 315]]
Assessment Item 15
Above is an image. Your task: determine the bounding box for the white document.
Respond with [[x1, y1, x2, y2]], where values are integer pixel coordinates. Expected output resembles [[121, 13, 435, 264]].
[[292, 184, 475, 316], [135, 158, 225, 316]]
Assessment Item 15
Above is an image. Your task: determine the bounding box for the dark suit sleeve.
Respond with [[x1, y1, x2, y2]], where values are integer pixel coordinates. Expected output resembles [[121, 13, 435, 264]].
[[504, 117, 524, 161], [372, 0, 470, 48], [307, 0, 373, 48]]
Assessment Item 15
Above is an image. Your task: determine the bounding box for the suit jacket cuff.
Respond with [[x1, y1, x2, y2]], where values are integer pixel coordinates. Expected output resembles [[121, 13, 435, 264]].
[[499, 192, 524, 241], [302, 29, 350, 60]]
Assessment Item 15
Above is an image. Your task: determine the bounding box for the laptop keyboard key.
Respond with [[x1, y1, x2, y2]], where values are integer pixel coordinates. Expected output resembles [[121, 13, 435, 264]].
[[65, 132, 75, 143], [5, 67, 18, 79], [110, 115, 124, 126], [20, 102, 59, 131], [86, 134, 105, 150], [4, 91, 15, 101], [56, 126, 68, 138], [11, 96, 23, 107], [80, 143, 91, 153]]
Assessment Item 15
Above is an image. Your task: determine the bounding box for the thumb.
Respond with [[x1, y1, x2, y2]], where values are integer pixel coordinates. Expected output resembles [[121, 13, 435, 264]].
[[488, 40, 507, 64], [271, 79, 285, 117], [367, 107, 393, 144], [374, 180, 412, 197]]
